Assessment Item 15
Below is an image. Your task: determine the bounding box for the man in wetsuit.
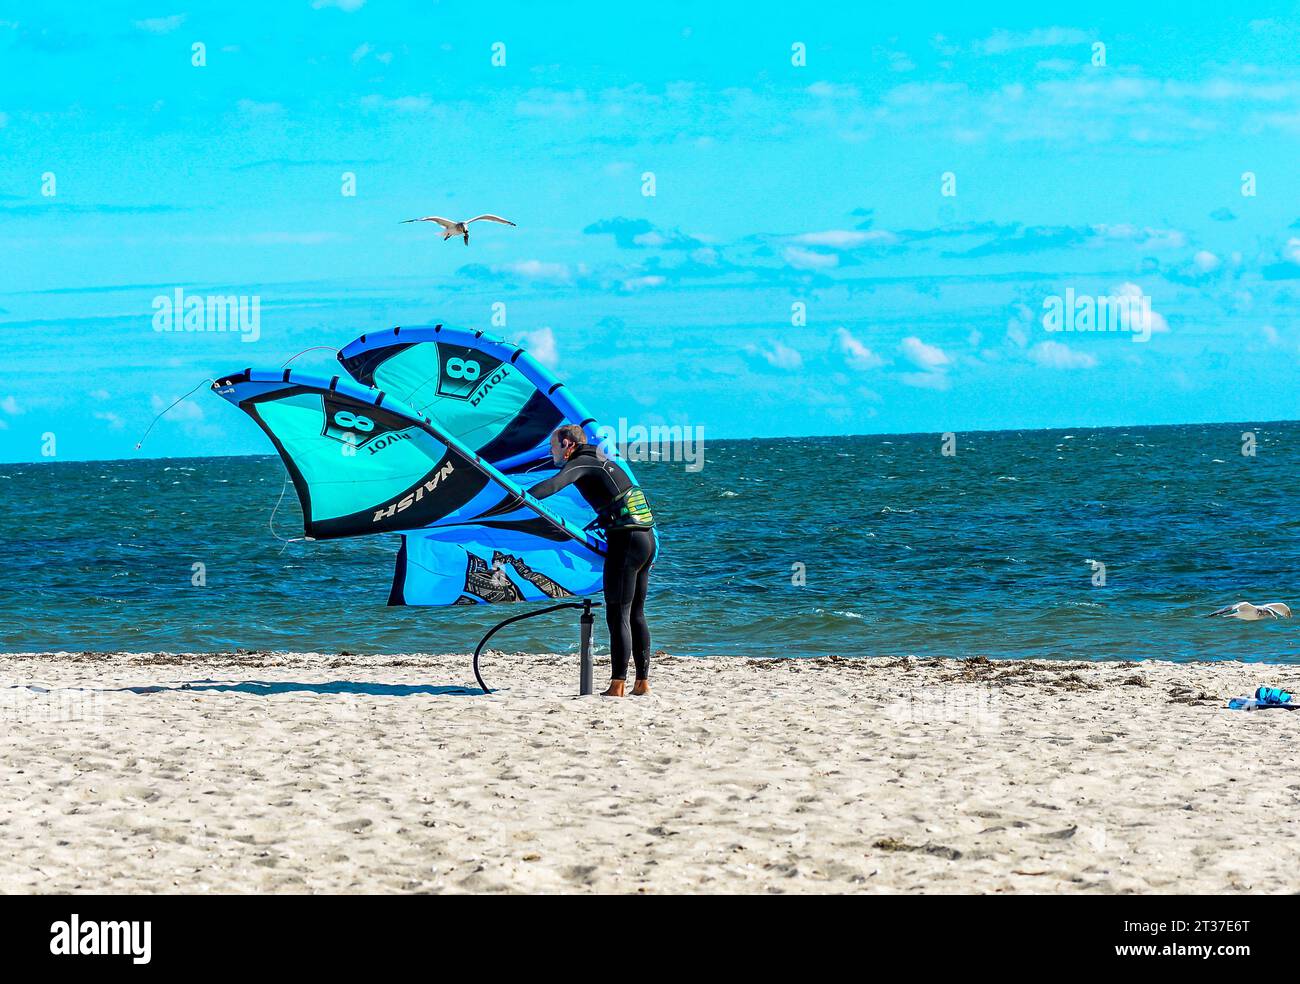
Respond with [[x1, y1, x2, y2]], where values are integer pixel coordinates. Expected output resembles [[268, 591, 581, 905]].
[[528, 425, 657, 697]]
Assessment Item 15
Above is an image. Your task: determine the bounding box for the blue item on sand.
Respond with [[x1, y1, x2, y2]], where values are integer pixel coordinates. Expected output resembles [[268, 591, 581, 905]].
[[1255, 686, 1293, 705], [1228, 687, 1298, 711]]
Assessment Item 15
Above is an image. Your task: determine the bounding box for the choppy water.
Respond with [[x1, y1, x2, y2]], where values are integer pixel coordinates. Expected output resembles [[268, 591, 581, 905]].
[[4, 422, 1300, 663]]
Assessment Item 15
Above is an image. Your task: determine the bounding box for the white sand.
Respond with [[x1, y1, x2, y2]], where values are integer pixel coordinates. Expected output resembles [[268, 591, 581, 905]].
[[1, 650, 1298, 894]]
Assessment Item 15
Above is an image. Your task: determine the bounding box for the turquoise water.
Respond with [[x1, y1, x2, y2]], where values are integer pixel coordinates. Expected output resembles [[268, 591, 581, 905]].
[[4, 422, 1300, 662]]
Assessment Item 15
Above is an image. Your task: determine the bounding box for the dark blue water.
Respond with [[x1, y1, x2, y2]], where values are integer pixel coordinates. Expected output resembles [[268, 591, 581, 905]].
[[5, 423, 1300, 662]]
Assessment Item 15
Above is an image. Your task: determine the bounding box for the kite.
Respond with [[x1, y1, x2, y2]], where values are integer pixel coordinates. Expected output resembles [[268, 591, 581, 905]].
[[212, 324, 646, 607]]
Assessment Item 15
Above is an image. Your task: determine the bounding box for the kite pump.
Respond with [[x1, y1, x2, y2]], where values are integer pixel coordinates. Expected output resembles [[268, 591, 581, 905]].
[[472, 599, 601, 695]]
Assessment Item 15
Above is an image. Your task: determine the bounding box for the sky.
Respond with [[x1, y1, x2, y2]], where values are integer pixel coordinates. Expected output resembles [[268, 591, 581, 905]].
[[2, 0, 1299, 461]]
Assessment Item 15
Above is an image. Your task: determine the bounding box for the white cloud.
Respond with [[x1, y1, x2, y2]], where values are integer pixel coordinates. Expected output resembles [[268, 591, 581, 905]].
[[1005, 303, 1032, 349], [350, 43, 393, 65], [1262, 324, 1281, 346], [89, 389, 110, 401], [1193, 249, 1221, 272], [621, 275, 665, 290], [1029, 340, 1097, 369], [783, 246, 838, 270], [1092, 224, 1187, 250], [901, 336, 951, 369], [806, 81, 860, 99], [519, 327, 559, 368], [1115, 282, 1170, 333], [135, 14, 186, 34], [897, 337, 952, 389], [979, 27, 1091, 55], [312, 0, 365, 10], [504, 260, 572, 282], [799, 70, 1300, 147], [836, 328, 885, 369], [94, 410, 125, 430], [759, 341, 803, 370], [515, 89, 590, 120], [358, 94, 434, 113], [900, 371, 950, 391], [792, 229, 898, 248], [1, 395, 21, 415]]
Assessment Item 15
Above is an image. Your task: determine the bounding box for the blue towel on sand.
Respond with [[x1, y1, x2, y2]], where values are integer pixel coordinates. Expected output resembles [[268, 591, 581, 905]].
[[1228, 687, 1296, 711]]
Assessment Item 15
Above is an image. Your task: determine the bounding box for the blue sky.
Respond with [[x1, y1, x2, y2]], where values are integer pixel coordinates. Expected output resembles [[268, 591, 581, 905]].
[[2, 1, 1299, 461]]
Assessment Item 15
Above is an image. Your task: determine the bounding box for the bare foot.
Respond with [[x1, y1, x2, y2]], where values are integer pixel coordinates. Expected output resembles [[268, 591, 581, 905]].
[[630, 679, 651, 696], [602, 680, 626, 697]]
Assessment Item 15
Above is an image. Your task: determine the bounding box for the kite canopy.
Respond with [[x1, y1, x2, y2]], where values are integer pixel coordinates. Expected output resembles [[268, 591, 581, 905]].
[[212, 370, 492, 539], [213, 325, 648, 606], [338, 324, 595, 473]]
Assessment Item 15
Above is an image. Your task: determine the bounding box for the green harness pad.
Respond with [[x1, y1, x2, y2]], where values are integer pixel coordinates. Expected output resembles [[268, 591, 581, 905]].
[[603, 485, 656, 531]]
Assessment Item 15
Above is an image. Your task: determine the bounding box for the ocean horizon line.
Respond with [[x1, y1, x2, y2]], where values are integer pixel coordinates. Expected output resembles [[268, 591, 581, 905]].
[[4, 415, 1297, 467]]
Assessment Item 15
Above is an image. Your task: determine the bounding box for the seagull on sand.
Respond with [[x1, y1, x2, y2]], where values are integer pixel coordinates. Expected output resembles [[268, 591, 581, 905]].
[[1205, 601, 1293, 620], [400, 213, 516, 245]]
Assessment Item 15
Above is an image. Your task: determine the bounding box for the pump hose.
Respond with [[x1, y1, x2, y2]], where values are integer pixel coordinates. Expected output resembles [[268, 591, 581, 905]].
[[472, 601, 602, 694]]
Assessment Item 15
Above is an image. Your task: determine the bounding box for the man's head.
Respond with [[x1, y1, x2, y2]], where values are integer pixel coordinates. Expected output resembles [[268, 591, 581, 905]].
[[550, 424, 586, 466]]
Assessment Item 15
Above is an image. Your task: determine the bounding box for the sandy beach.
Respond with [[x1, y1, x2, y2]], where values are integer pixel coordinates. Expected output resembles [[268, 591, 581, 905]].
[[1, 650, 1298, 894]]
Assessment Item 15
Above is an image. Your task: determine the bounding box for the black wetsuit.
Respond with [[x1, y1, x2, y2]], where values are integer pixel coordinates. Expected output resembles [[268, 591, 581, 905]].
[[529, 446, 657, 681]]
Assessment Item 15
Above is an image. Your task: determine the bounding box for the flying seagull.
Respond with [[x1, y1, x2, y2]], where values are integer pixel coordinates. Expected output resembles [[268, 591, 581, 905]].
[[1205, 601, 1293, 621], [400, 213, 516, 245]]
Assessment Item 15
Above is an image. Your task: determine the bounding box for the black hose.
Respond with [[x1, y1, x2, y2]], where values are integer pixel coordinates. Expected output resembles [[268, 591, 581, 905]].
[[472, 601, 603, 694]]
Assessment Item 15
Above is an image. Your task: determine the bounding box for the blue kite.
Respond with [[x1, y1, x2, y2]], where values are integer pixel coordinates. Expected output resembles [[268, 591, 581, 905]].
[[212, 324, 648, 607]]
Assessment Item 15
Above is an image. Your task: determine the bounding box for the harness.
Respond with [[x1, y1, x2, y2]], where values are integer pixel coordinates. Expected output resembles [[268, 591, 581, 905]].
[[582, 458, 656, 533], [596, 484, 656, 532]]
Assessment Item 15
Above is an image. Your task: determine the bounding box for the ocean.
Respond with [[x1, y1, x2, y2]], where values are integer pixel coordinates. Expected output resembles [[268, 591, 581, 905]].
[[5, 421, 1299, 664]]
